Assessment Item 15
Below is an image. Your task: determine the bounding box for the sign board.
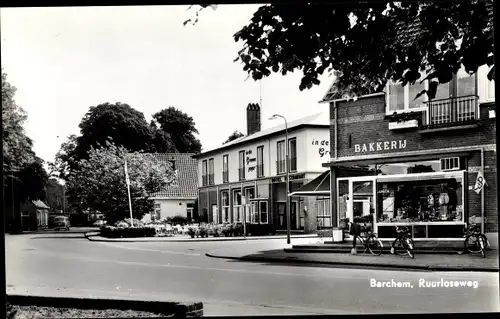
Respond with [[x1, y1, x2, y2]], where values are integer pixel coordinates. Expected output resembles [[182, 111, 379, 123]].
[[271, 173, 306, 183], [354, 140, 407, 153], [473, 171, 487, 194]]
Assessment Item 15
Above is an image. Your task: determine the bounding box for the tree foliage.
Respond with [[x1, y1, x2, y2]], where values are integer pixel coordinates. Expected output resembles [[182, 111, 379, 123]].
[[152, 106, 202, 153], [44, 178, 68, 211], [223, 130, 245, 144], [2, 72, 36, 173], [66, 142, 176, 223], [3, 72, 48, 211], [189, 1, 494, 99]]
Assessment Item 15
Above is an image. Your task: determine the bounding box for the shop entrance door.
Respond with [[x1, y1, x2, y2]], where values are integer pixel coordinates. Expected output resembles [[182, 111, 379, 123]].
[[346, 177, 376, 225], [276, 202, 286, 230]]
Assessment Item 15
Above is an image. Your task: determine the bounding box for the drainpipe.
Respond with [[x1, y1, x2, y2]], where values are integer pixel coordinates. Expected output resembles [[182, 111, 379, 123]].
[[331, 101, 338, 229], [334, 101, 338, 160], [481, 147, 485, 234]]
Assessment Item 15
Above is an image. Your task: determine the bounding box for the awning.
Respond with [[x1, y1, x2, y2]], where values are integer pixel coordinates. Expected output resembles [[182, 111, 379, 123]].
[[289, 170, 331, 197]]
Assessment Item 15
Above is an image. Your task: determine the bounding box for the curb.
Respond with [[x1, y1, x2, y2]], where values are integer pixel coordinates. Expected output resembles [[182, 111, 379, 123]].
[[285, 248, 469, 255], [205, 253, 500, 272], [84, 232, 318, 243]]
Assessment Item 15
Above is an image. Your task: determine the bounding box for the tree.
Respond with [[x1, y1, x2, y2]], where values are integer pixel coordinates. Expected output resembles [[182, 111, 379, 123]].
[[3, 72, 48, 223], [187, 1, 494, 99], [66, 142, 176, 223], [54, 102, 177, 179], [2, 72, 36, 174], [223, 130, 244, 144], [152, 106, 202, 153], [45, 178, 68, 211]]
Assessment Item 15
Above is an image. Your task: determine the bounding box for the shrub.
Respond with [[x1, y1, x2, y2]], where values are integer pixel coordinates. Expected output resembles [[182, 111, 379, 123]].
[[166, 215, 189, 225], [233, 223, 244, 236], [221, 223, 234, 237], [100, 225, 156, 238]]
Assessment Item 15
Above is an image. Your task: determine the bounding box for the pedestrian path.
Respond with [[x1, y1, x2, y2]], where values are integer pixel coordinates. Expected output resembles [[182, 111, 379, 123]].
[[206, 245, 499, 272]]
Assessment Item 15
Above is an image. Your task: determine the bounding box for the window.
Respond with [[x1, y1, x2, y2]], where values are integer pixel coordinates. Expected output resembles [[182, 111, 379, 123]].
[[202, 160, 208, 186], [154, 203, 161, 220], [221, 191, 230, 223], [487, 78, 495, 100], [222, 155, 229, 182], [288, 138, 297, 172], [233, 189, 242, 222], [276, 140, 286, 174], [244, 188, 255, 223], [386, 68, 477, 114], [257, 146, 264, 177], [387, 79, 427, 114], [259, 201, 268, 224], [208, 158, 214, 185], [317, 197, 332, 229], [375, 172, 464, 226], [238, 151, 245, 180], [441, 157, 460, 171]]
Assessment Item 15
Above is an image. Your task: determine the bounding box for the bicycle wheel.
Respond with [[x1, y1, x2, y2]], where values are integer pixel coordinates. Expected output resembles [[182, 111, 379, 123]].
[[405, 237, 415, 259], [367, 235, 383, 256], [478, 235, 487, 258], [393, 239, 408, 256], [465, 234, 482, 254]]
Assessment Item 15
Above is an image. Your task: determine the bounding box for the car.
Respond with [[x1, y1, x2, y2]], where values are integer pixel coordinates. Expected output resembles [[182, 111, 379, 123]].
[[53, 216, 71, 231]]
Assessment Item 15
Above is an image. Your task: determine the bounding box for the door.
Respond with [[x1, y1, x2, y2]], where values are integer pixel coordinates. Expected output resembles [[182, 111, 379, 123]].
[[277, 202, 286, 229], [346, 177, 376, 224], [290, 201, 298, 230]]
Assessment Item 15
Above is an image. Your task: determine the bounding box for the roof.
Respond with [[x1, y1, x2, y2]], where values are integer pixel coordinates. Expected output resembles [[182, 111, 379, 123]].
[[194, 112, 329, 158], [32, 200, 50, 209], [148, 153, 198, 199]]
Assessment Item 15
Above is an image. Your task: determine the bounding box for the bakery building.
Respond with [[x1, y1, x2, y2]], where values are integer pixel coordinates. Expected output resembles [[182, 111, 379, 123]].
[[319, 65, 497, 244], [192, 103, 332, 234]]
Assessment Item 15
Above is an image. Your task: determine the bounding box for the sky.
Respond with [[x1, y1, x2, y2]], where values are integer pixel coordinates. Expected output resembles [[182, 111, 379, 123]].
[[1, 5, 332, 166]]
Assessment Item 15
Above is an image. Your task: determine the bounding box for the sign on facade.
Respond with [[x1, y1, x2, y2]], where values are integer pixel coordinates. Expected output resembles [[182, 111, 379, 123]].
[[354, 140, 407, 153], [271, 173, 306, 183], [473, 170, 487, 194]]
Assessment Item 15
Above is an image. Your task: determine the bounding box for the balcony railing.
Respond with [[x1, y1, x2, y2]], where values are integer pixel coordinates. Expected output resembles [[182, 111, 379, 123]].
[[202, 175, 208, 186], [422, 95, 479, 126], [222, 170, 229, 183], [257, 164, 265, 177], [238, 168, 246, 181], [208, 174, 214, 185]]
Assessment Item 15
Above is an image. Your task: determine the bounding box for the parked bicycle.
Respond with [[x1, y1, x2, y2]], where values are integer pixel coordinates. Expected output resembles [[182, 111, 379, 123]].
[[350, 222, 384, 256], [464, 224, 489, 258], [390, 226, 414, 259]]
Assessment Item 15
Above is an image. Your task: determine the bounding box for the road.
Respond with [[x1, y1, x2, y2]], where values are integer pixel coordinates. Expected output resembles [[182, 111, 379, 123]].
[[5, 232, 500, 316]]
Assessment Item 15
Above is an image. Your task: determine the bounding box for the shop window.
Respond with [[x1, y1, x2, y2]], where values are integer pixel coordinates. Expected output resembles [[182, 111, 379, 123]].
[[317, 197, 332, 229], [376, 172, 464, 224], [440, 157, 460, 171], [376, 160, 441, 175]]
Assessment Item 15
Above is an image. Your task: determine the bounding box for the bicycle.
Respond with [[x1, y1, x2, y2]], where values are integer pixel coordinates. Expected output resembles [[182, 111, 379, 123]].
[[351, 222, 384, 256], [391, 226, 415, 259], [463, 224, 489, 258]]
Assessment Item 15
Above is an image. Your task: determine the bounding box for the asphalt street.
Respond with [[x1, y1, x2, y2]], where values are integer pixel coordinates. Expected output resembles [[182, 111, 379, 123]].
[[5, 232, 500, 316]]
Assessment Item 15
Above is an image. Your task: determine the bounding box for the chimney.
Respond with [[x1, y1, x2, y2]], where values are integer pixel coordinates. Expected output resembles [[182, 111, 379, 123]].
[[246, 103, 261, 136]]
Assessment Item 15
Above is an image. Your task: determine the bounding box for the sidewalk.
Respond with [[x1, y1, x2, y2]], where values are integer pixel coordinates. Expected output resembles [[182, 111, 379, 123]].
[[206, 245, 499, 272], [85, 232, 318, 243]]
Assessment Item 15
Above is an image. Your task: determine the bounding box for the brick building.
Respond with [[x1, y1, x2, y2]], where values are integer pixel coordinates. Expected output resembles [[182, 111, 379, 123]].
[[320, 65, 497, 244]]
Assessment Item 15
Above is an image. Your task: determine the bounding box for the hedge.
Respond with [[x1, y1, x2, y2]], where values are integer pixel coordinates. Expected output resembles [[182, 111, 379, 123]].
[[100, 226, 156, 238]]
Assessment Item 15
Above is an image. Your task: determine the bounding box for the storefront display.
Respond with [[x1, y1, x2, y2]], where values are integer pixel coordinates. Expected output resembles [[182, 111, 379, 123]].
[[337, 170, 466, 239]]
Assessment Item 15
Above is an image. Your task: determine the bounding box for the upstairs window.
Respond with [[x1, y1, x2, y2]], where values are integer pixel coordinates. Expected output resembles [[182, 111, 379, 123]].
[[387, 78, 427, 114]]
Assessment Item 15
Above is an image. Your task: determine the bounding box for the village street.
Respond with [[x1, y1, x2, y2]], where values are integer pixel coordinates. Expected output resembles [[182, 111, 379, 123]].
[[6, 232, 500, 316]]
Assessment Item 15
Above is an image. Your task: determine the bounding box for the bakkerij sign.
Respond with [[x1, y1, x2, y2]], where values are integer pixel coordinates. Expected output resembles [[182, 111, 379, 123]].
[[354, 140, 407, 153]]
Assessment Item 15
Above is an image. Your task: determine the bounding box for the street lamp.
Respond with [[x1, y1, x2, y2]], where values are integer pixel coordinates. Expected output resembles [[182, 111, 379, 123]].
[[269, 114, 291, 245]]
